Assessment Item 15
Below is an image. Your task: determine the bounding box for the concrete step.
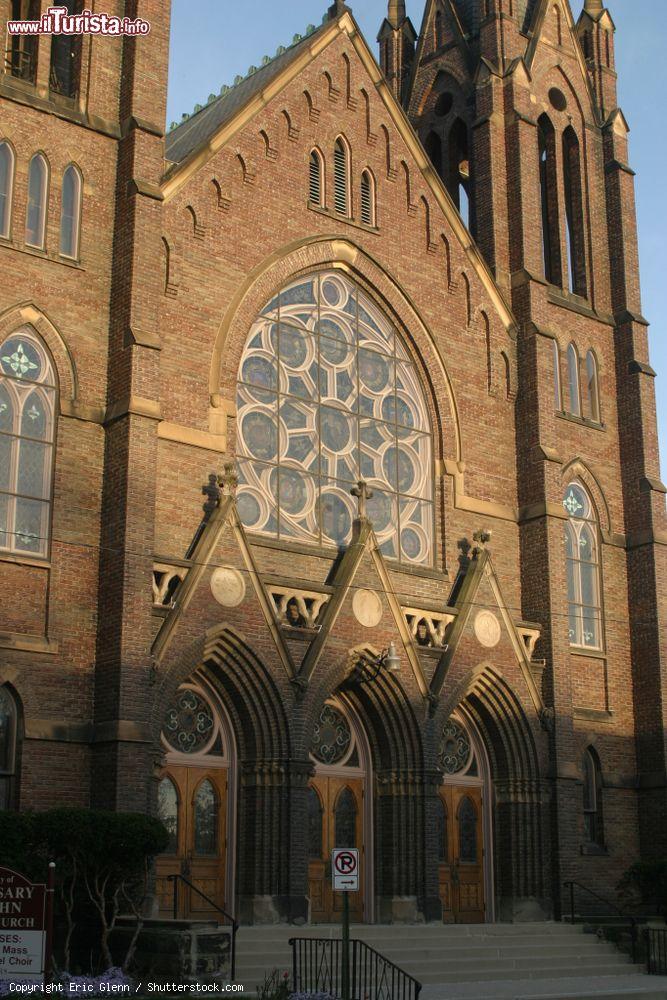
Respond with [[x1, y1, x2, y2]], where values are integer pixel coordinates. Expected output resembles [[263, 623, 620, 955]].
[[419, 975, 667, 1000]]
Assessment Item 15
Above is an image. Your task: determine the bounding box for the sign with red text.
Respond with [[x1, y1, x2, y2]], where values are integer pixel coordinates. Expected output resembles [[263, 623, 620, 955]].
[[332, 848, 359, 892], [0, 867, 46, 978]]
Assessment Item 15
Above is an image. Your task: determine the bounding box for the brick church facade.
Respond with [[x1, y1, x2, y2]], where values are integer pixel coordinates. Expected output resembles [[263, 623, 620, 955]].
[[0, 0, 665, 926]]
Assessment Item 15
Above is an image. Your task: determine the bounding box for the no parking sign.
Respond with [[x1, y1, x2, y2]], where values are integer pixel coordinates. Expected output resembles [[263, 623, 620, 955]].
[[332, 848, 359, 892]]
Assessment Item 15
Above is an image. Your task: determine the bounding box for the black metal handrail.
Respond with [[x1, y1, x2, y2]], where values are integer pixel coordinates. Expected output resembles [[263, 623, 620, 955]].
[[646, 927, 667, 975], [167, 873, 238, 982], [563, 880, 640, 964], [289, 936, 422, 1000]]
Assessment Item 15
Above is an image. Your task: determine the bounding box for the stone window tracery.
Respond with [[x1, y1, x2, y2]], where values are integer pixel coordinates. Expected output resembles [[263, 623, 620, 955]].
[[563, 482, 602, 649], [236, 271, 434, 565], [311, 703, 353, 766], [0, 329, 57, 557], [162, 688, 217, 755], [438, 719, 476, 776]]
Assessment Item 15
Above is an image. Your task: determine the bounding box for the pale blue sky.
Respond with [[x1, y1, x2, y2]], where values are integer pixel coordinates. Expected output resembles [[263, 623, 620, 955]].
[[167, 1, 667, 476]]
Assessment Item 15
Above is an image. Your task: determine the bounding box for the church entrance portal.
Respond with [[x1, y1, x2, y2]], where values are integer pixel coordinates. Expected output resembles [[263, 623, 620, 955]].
[[308, 699, 370, 923], [436, 716, 490, 923], [154, 684, 234, 919]]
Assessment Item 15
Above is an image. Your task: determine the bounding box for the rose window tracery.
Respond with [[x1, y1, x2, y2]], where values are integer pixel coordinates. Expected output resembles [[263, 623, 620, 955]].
[[311, 703, 353, 765], [163, 689, 215, 754], [236, 271, 434, 565], [438, 720, 472, 775]]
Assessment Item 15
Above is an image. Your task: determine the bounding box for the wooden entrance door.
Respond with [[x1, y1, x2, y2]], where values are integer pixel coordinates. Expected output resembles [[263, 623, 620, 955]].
[[307, 775, 364, 923], [155, 765, 227, 919], [437, 785, 485, 923]]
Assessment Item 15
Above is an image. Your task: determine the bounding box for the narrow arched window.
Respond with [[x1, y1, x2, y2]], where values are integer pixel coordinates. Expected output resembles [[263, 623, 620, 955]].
[[309, 149, 324, 207], [448, 119, 470, 229], [584, 350, 600, 423], [0, 143, 14, 239], [458, 796, 477, 863], [9, 0, 39, 83], [334, 786, 358, 849], [563, 483, 602, 649], [307, 785, 324, 859], [567, 343, 580, 416], [435, 10, 444, 47], [0, 329, 57, 557], [538, 115, 562, 285], [25, 154, 48, 249], [157, 777, 179, 853], [0, 686, 20, 811], [360, 169, 375, 226], [193, 778, 218, 855], [553, 340, 562, 410], [60, 164, 82, 259], [583, 748, 604, 847], [50, 0, 83, 98], [333, 137, 350, 216], [563, 127, 587, 297], [436, 796, 448, 863]]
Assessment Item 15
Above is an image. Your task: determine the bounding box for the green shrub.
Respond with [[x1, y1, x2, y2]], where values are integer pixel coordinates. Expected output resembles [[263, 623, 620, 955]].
[[0, 809, 168, 973]]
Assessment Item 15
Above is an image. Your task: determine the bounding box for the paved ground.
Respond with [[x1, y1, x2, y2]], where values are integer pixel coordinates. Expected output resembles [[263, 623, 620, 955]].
[[419, 973, 667, 1000]]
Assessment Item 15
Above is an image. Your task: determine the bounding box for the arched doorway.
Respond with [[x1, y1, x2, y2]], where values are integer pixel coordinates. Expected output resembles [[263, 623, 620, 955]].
[[307, 698, 372, 924], [436, 714, 493, 923], [155, 682, 236, 919]]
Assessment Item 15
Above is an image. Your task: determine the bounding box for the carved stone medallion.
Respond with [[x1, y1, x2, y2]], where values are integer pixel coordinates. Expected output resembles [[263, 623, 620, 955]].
[[474, 609, 501, 648], [210, 566, 246, 607], [352, 589, 383, 628]]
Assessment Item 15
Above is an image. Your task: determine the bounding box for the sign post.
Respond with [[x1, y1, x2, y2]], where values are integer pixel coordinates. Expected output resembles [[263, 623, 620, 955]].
[[332, 848, 359, 1000], [0, 864, 53, 990]]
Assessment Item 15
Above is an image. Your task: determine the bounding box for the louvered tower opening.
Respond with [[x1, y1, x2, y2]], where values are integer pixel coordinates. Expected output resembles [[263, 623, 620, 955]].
[[309, 150, 323, 205], [334, 139, 349, 216], [360, 171, 374, 225]]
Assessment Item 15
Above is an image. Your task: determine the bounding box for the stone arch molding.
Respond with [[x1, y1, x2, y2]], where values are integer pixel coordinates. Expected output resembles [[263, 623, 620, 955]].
[[561, 457, 612, 534], [210, 236, 463, 464], [0, 303, 78, 404]]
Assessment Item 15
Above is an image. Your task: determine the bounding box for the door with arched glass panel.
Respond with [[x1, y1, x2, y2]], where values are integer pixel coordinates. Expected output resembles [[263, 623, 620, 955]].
[[155, 766, 227, 919], [436, 720, 485, 923], [308, 776, 364, 923], [308, 700, 366, 923]]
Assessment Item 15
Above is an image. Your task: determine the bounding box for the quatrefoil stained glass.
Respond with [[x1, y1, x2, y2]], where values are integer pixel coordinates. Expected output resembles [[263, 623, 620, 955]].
[[163, 689, 215, 754], [438, 720, 472, 775], [311, 703, 353, 765], [236, 272, 433, 565]]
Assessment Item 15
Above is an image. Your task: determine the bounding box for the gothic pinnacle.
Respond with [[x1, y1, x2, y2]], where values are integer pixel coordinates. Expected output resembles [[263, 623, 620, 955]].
[[388, 0, 406, 28], [583, 0, 604, 12]]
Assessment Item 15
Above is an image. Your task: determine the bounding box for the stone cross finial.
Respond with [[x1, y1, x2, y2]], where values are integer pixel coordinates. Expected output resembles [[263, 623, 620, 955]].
[[202, 474, 221, 520], [327, 0, 349, 20], [220, 462, 239, 497], [351, 480, 374, 520]]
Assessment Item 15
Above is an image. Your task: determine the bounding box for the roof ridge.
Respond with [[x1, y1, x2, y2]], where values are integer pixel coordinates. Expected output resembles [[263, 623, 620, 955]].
[[167, 21, 322, 134]]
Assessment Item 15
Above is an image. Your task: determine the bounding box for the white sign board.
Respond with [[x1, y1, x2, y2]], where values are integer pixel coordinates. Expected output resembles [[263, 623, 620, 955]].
[[332, 848, 359, 892], [0, 930, 45, 977]]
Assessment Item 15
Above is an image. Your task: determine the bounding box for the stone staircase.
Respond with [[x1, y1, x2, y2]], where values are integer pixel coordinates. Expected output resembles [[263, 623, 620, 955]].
[[234, 921, 667, 999]]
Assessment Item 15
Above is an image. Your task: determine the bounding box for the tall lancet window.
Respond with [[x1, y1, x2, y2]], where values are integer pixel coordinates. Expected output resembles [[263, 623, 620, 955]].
[[538, 115, 561, 287], [563, 482, 602, 650], [60, 164, 82, 259], [0, 686, 20, 811], [0, 330, 57, 557], [0, 143, 14, 239], [333, 137, 351, 217], [25, 154, 48, 249], [236, 271, 434, 565]]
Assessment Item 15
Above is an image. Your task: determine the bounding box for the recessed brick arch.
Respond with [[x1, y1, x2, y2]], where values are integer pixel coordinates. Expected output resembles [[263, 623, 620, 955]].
[[212, 236, 463, 465]]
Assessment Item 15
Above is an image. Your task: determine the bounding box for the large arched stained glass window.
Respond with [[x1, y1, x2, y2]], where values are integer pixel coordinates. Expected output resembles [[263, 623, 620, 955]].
[[563, 482, 602, 649], [0, 330, 57, 557], [236, 271, 434, 565]]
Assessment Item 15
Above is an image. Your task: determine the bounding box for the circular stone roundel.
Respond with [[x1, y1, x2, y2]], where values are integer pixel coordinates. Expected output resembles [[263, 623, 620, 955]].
[[474, 610, 501, 649], [352, 589, 383, 628], [210, 566, 246, 608]]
